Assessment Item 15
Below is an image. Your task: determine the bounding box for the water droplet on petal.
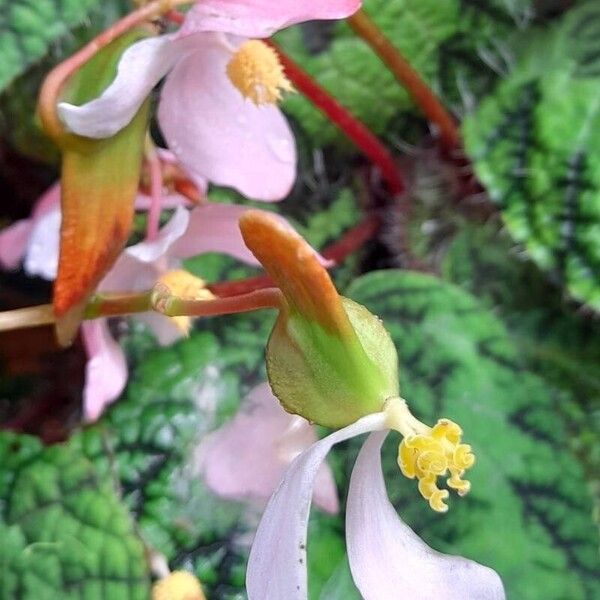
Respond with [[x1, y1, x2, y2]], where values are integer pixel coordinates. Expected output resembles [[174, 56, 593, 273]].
[[267, 136, 294, 164]]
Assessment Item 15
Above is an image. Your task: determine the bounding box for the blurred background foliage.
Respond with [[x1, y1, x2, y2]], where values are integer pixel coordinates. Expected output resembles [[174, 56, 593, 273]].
[[1, 0, 599, 598]]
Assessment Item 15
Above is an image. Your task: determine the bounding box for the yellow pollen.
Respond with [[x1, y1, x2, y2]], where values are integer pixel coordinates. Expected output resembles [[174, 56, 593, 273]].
[[156, 270, 214, 335], [227, 40, 293, 105], [152, 570, 205, 600], [384, 398, 475, 513]]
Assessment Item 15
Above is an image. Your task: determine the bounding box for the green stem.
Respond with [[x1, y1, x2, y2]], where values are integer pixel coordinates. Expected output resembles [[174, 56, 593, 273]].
[[154, 287, 282, 317], [84, 291, 153, 318]]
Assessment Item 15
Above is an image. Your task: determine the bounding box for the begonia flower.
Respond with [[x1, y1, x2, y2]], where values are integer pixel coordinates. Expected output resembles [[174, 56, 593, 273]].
[[196, 382, 339, 514], [0, 189, 260, 421], [56, 1, 361, 201], [237, 210, 505, 599]]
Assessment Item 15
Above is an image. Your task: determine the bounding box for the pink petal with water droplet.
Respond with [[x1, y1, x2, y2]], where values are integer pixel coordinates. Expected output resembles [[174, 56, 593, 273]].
[[159, 34, 296, 202]]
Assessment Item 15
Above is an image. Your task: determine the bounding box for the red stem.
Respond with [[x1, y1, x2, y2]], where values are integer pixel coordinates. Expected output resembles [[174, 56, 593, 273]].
[[347, 10, 459, 153], [270, 42, 404, 196]]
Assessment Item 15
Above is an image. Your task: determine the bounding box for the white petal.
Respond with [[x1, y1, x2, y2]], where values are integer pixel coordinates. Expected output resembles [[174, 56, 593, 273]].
[[246, 411, 387, 600], [99, 207, 188, 293], [58, 35, 200, 139], [346, 432, 506, 600], [126, 205, 189, 263], [24, 204, 62, 280], [134, 191, 190, 211]]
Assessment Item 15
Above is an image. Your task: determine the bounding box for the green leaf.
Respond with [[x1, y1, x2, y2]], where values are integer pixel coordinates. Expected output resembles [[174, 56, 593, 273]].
[[435, 0, 534, 113], [0, 0, 126, 92], [0, 431, 151, 599], [0, 1, 128, 162], [276, 0, 459, 146], [346, 270, 600, 600], [463, 1, 600, 309], [277, 0, 534, 146], [441, 219, 600, 542], [71, 318, 273, 598]]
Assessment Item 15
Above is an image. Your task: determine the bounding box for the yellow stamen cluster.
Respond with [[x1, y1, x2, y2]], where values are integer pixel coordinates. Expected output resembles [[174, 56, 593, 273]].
[[157, 270, 213, 335], [152, 571, 205, 600], [384, 398, 475, 513], [227, 40, 293, 105], [399, 419, 475, 512]]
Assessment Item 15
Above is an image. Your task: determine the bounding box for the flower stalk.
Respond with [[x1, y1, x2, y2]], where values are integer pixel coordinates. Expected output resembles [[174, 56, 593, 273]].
[[347, 9, 459, 152], [144, 137, 163, 241], [151, 285, 282, 317], [0, 287, 281, 333]]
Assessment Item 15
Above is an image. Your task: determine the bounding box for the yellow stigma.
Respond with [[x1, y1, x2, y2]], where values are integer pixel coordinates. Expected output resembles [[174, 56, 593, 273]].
[[157, 270, 214, 335], [384, 398, 475, 513], [152, 571, 205, 600], [227, 40, 293, 105]]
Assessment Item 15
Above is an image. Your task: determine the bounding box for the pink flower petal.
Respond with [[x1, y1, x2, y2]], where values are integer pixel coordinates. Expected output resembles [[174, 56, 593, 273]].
[[246, 411, 387, 599], [58, 34, 201, 138], [81, 319, 128, 422], [23, 204, 62, 280], [158, 34, 296, 202], [197, 382, 339, 513], [0, 220, 33, 270], [179, 0, 362, 38], [134, 192, 191, 211], [100, 207, 189, 292], [0, 183, 61, 272], [32, 182, 61, 218], [136, 312, 183, 346], [171, 203, 261, 265], [346, 432, 506, 600]]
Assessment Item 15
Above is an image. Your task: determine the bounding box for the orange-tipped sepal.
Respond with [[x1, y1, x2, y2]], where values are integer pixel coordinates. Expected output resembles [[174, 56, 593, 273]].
[[46, 30, 150, 344], [240, 210, 399, 428], [239, 210, 353, 336]]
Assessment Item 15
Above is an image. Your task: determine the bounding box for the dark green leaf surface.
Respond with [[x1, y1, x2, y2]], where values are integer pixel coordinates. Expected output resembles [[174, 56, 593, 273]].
[[441, 220, 600, 542], [71, 316, 273, 599], [463, 1, 600, 309], [0, 432, 150, 599], [0, 0, 115, 92], [346, 270, 600, 600], [276, 0, 459, 145], [277, 0, 532, 146]]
